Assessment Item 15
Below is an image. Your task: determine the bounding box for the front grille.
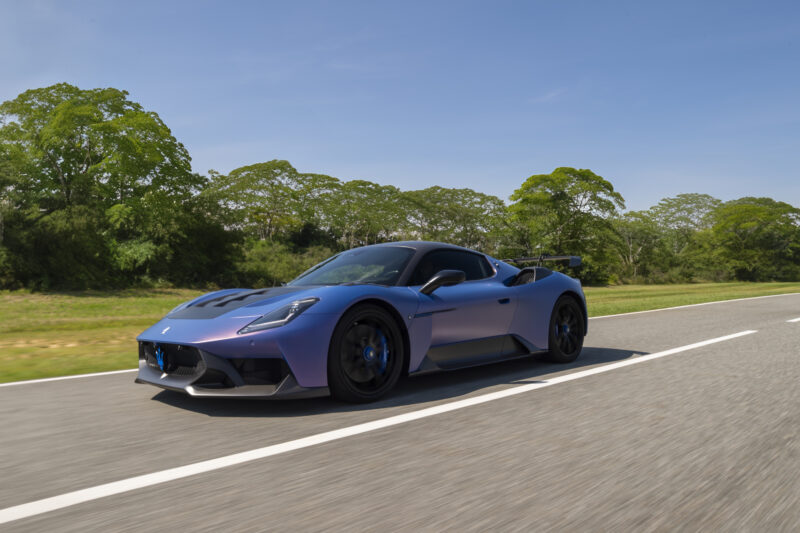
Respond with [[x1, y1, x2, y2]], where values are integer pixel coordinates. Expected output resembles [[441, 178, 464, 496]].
[[140, 342, 206, 376]]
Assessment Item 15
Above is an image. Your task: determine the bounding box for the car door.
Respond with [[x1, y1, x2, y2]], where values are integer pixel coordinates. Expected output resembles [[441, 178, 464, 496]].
[[409, 249, 518, 368]]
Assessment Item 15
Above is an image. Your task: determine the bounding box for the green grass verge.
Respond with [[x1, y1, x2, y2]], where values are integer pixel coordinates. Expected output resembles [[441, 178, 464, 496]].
[[0, 289, 203, 384], [583, 282, 800, 317], [2, 282, 799, 383]]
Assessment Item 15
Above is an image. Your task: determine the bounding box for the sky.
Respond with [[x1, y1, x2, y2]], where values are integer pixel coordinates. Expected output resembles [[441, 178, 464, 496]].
[[1, 0, 799, 210]]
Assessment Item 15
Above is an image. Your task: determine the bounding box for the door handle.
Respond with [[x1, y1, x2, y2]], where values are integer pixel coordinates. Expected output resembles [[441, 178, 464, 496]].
[[498, 298, 510, 304]]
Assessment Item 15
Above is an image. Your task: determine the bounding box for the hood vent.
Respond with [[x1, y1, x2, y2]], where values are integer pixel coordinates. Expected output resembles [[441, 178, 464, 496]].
[[168, 287, 307, 319]]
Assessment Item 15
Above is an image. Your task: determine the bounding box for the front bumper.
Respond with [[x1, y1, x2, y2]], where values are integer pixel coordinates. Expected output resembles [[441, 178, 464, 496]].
[[135, 342, 329, 399]]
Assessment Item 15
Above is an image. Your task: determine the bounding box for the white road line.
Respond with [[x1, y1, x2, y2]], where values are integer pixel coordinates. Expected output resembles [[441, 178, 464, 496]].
[[787, 317, 800, 323], [0, 329, 757, 525], [0, 368, 137, 388], [589, 291, 800, 320]]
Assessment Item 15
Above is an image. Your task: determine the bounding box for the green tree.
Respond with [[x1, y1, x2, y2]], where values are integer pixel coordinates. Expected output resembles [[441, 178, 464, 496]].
[[0, 83, 199, 209], [205, 160, 302, 241], [707, 197, 800, 281], [650, 193, 721, 232], [611, 211, 665, 281], [205, 161, 344, 243], [237, 240, 334, 286], [508, 167, 625, 283], [404, 186, 507, 252], [291, 172, 342, 229], [326, 180, 410, 248], [6, 206, 113, 289], [0, 144, 14, 246], [649, 193, 722, 278], [0, 83, 219, 288]]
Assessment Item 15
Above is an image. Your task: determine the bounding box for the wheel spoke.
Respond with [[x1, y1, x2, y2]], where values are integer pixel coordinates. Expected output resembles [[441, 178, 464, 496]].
[[340, 318, 395, 391], [547, 299, 584, 363]]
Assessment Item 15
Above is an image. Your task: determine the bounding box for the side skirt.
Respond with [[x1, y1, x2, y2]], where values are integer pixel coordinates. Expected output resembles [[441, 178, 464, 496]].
[[412, 335, 545, 374]]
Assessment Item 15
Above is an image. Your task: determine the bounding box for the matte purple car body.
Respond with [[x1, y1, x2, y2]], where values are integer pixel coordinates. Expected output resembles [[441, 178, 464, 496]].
[[135, 241, 587, 398]]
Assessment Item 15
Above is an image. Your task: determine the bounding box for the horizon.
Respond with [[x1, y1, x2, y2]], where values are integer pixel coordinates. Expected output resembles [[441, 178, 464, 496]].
[[2, 0, 799, 210]]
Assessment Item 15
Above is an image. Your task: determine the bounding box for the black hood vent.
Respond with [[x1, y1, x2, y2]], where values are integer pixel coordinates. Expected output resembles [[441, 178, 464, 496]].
[[168, 287, 308, 319]]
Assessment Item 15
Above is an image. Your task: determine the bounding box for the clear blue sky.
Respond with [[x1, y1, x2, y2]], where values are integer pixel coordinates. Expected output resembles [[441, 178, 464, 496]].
[[2, 0, 799, 209]]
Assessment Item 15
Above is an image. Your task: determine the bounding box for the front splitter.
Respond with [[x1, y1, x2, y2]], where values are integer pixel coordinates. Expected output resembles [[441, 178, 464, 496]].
[[135, 361, 329, 400]]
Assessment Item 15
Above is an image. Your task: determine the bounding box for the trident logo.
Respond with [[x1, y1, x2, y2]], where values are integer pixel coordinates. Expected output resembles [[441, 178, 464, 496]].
[[155, 344, 165, 371]]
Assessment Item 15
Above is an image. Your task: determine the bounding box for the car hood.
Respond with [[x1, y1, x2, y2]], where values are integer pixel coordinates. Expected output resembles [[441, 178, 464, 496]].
[[137, 283, 420, 346], [137, 286, 327, 344], [167, 286, 310, 319]]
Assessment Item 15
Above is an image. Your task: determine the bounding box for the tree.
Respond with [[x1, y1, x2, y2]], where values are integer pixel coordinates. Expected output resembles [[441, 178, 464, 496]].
[[326, 180, 410, 248], [237, 240, 334, 287], [650, 193, 721, 231], [649, 193, 722, 268], [0, 83, 218, 288], [291, 172, 342, 227], [404, 186, 507, 252], [612, 211, 665, 281], [707, 197, 800, 281], [508, 167, 625, 282], [0, 144, 14, 246], [0, 83, 199, 209], [205, 160, 302, 241]]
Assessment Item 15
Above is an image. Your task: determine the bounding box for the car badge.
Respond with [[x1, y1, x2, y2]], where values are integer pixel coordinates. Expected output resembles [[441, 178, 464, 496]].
[[161, 326, 170, 335], [155, 344, 165, 371]]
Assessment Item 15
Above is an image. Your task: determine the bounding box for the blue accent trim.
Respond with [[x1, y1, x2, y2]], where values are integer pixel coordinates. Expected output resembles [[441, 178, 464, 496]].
[[155, 344, 165, 371]]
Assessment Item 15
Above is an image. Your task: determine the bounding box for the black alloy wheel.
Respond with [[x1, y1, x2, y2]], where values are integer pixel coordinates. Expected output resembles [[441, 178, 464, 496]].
[[328, 304, 404, 402], [543, 295, 585, 363]]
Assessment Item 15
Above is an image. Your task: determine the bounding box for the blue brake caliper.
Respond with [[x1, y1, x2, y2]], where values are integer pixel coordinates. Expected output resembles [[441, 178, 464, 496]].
[[377, 329, 388, 374]]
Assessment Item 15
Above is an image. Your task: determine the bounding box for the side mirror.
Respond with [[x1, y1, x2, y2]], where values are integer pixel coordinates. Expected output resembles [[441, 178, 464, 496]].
[[420, 269, 466, 295]]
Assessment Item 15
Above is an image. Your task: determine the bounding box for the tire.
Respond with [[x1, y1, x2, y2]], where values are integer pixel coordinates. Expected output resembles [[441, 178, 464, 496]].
[[542, 295, 585, 363], [327, 304, 404, 402]]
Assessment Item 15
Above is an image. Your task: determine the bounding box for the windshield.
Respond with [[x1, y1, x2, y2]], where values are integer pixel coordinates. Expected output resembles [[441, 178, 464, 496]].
[[288, 246, 415, 286]]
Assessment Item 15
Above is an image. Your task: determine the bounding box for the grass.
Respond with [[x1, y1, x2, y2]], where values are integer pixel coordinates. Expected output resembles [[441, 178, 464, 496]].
[[0, 289, 203, 384], [1, 282, 799, 384], [583, 282, 800, 317]]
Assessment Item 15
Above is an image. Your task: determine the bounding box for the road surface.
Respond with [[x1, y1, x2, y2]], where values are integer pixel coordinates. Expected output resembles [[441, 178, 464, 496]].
[[1, 293, 799, 531]]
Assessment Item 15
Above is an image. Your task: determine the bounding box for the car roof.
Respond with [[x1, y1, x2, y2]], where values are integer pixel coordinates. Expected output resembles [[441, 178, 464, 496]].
[[367, 240, 481, 254]]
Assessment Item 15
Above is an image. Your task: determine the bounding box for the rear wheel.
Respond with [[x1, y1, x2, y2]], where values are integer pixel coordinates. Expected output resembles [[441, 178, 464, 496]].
[[328, 304, 404, 402], [543, 295, 585, 363]]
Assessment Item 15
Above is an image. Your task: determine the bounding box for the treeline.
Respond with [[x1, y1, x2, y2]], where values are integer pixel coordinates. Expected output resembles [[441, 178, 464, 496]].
[[1, 83, 799, 289]]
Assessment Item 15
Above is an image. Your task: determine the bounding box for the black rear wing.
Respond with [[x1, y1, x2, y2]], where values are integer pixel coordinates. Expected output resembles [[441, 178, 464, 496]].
[[502, 255, 582, 268]]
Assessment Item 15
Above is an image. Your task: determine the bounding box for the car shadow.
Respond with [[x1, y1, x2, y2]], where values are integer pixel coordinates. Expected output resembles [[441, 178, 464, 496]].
[[150, 346, 645, 418]]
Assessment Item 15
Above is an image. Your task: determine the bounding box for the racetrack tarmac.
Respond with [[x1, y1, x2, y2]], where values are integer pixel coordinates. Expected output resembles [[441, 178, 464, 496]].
[[1, 294, 799, 531]]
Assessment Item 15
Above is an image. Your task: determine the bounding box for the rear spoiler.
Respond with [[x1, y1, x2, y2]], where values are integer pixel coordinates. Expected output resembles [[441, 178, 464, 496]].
[[501, 255, 582, 268]]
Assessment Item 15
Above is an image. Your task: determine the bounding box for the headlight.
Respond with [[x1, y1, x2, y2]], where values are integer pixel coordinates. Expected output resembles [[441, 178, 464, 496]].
[[238, 297, 319, 334]]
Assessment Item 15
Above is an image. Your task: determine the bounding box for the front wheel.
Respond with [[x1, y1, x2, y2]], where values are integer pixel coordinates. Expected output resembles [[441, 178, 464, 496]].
[[328, 304, 404, 402], [543, 295, 585, 363]]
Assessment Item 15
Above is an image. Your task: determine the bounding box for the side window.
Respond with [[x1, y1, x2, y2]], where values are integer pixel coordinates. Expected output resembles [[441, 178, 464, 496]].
[[408, 250, 493, 285]]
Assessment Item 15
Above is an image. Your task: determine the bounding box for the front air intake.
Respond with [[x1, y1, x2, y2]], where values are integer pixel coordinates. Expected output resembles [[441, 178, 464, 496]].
[[229, 358, 290, 385], [139, 342, 206, 376]]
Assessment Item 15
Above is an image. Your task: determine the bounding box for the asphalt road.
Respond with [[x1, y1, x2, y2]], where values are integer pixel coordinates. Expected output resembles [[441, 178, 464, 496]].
[[1, 294, 799, 532]]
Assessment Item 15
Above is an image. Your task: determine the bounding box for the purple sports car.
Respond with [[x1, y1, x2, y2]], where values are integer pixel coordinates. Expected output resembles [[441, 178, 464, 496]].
[[136, 241, 587, 402]]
